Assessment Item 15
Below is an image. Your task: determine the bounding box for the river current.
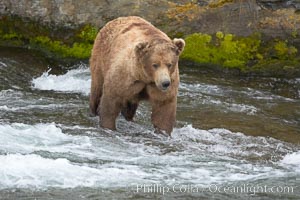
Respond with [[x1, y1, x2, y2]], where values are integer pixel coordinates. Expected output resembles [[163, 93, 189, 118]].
[[0, 47, 299, 199]]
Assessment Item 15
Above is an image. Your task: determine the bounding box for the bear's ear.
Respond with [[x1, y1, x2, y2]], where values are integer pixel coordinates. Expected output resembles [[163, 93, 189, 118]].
[[135, 42, 149, 57], [173, 38, 185, 55]]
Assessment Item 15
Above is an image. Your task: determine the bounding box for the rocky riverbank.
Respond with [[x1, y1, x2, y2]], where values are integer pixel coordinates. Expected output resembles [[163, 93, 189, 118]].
[[1, 0, 300, 76]]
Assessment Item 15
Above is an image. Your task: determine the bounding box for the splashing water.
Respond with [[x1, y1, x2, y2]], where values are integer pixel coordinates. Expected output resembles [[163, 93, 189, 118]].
[[1, 48, 300, 199]]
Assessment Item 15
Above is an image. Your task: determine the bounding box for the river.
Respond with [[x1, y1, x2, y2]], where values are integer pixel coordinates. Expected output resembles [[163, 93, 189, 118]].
[[0, 47, 299, 199]]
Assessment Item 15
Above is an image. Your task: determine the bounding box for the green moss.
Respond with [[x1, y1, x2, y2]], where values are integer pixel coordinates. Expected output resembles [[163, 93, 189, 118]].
[[0, 16, 97, 60], [180, 33, 212, 64], [30, 36, 92, 59], [77, 24, 98, 43], [181, 31, 300, 74], [291, 30, 298, 38], [1, 32, 19, 40], [273, 40, 297, 60], [181, 32, 261, 71], [0, 32, 23, 46]]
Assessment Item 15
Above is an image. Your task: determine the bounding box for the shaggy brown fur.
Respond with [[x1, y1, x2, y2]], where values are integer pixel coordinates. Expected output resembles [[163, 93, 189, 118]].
[[89, 16, 185, 135]]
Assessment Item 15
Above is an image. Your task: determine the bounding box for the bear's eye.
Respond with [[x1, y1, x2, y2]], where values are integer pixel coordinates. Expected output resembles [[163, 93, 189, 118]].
[[166, 63, 172, 68], [152, 64, 159, 68]]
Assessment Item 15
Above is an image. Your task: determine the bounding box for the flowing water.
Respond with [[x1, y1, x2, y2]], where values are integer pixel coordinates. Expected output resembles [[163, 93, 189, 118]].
[[0, 47, 299, 199]]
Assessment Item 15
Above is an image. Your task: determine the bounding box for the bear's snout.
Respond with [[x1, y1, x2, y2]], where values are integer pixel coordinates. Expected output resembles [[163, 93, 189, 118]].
[[156, 77, 171, 91], [162, 80, 170, 90], [155, 68, 171, 91]]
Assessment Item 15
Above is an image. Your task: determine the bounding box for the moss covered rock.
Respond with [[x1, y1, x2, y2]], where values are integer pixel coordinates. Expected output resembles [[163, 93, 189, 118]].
[[1, 1, 300, 77], [0, 16, 97, 60], [180, 31, 300, 77]]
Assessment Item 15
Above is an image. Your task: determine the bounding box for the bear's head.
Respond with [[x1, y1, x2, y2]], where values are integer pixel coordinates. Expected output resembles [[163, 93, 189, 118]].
[[135, 38, 185, 91]]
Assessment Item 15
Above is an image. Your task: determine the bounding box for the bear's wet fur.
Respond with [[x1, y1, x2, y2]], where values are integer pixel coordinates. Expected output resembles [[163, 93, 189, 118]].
[[89, 16, 185, 135]]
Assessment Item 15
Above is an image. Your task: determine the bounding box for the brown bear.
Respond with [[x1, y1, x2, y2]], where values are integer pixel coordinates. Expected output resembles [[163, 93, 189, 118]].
[[89, 16, 185, 135]]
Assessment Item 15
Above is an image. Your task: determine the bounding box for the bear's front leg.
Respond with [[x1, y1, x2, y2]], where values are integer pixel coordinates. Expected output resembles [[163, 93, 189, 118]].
[[151, 98, 177, 135], [99, 94, 121, 130]]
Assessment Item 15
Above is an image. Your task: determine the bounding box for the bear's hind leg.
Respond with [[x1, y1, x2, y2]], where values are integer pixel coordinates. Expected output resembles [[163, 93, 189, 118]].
[[121, 101, 138, 121]]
